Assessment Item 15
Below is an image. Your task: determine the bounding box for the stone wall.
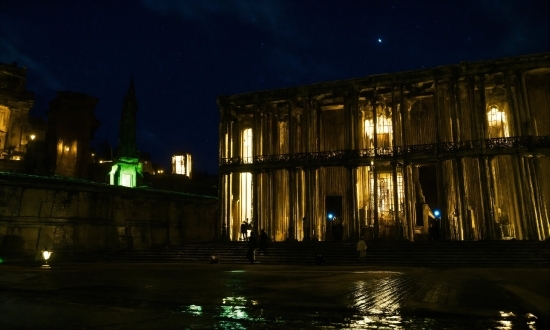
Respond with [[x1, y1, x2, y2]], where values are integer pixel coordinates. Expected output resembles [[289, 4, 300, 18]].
[[0, 172, 218, 256]]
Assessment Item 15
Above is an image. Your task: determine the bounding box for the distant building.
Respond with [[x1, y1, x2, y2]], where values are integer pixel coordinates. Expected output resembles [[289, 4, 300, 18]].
[[46, 91, 99, 179], [172, 153, 192, 178], [0, 62, 34, 162], [218, 53, 550, 242]]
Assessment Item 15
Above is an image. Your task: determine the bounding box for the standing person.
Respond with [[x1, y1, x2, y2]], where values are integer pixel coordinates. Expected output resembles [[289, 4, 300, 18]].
[[356, 236, 367, 263], [240, 220, 248, 241], [303, 217, 309, 241], [259, 229, 268, 255], [247, 231, 257, 263]]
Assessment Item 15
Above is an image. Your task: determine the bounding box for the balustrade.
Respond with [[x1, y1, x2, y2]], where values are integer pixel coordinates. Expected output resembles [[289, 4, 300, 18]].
[[220, 136, 550, 168]]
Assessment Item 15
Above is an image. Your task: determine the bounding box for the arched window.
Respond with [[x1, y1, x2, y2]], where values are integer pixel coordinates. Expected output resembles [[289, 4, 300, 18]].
[[487, 105, 509, 138]]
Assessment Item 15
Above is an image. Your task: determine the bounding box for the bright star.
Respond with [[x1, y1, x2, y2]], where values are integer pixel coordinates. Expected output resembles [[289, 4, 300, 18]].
[[378, 39, 382, 43]]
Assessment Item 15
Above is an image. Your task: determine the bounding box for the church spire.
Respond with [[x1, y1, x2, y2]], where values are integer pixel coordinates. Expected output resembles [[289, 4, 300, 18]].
[[115, 78, 139, 160]]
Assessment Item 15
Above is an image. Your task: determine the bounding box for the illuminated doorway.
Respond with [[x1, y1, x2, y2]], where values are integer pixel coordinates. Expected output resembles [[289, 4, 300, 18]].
[[121, 173, 133, 187]]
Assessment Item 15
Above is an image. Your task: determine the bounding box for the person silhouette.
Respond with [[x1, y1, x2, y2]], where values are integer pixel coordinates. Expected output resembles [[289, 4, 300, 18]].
[[356, 236, 367, 263], [259, 229, 268, 255], [240, 220, 248, 241]]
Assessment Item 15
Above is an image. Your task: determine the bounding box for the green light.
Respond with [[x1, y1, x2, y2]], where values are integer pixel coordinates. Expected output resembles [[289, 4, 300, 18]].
[[109, 158, 142, 188]]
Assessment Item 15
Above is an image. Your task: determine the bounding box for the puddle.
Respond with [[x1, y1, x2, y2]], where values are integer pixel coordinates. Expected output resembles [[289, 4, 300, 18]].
[[175, 273, 541, 329], [177, 301, 541, 329]]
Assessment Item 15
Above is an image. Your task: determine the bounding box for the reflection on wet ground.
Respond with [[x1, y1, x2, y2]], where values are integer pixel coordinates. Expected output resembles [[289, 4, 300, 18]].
[[0, 265, 544, 329], [176, 300, 539, 329], [174, 271, 539, 329]]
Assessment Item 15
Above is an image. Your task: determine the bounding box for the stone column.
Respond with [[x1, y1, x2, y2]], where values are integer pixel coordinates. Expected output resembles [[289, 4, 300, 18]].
[[373, 163, 379, 239], [312, 167, 319, 240], [400, 85, 408, 148], [403, 163, 413, 240], [455, 158, 467, 241], [392, 162, 400, 239], [219, 173, 226, 241], [288, 167, 296, 240], [347, 165, 357, 239], [478, 156, 496, 239], [226, 172, 233, 240], [252, 170, 259, 235], [533, 156, 550, 240], [434, 79, 442, 147]]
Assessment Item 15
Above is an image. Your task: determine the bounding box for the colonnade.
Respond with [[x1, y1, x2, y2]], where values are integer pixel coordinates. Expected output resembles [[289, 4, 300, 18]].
[[218, 55, 550, 242]]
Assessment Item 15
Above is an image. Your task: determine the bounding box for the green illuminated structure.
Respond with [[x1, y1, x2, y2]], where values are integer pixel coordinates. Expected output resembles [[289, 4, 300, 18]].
[[110, 79, 142, 188]]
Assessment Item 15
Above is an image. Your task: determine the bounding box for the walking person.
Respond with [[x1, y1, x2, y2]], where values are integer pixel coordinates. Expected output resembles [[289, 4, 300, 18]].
[[247, 231, 257, 263], [356, 236, 367, 263], [259, 229, 268, 255]]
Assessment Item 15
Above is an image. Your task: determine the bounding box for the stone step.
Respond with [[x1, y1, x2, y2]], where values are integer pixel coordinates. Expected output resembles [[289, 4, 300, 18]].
[[91, 241, 550, 267]]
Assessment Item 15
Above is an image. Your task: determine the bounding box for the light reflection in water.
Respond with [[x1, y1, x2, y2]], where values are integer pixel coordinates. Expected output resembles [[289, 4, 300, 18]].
[[347, 274, 418, 328], [185, 304, 202, 316], [495, 311, 539, 330], [176, 273, 539, 329]]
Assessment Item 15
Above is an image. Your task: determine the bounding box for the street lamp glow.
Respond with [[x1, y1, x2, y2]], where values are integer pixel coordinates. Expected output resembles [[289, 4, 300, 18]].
[[328, 213, 334, 220], [42, 248, 52, 267], [434, 210, 440, 217]]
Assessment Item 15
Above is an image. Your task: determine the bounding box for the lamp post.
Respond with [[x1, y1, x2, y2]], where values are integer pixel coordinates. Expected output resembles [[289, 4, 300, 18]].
[[41, 247, 52, 267]]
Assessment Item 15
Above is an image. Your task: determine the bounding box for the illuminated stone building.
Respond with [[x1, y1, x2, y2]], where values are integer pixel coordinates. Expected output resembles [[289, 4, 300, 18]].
[[218, 53, 550, 242], [110, 79, 143, 188], [46, 91, 99, 179], [0, 62, 34, 161], [172, 153, 192, 178]]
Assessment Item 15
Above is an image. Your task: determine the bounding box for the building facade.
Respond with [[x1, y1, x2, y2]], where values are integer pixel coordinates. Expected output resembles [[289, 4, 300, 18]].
[[218, 53, 550, 242], [0, 62, 34, 161], [46, 91, 99, 179]]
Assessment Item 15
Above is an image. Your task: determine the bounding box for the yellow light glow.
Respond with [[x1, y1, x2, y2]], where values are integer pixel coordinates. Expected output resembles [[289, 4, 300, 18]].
[[239, 172, 252, 223], [370, 172, 404, 214], [487, 105, 509, 138], [42, 250, 52, 261], [241, 128, 253, 164], [172, 154, 192, 177], [365, 113, 393, 148], [65, 146, 69, 152], [30, 134, 36, 141]]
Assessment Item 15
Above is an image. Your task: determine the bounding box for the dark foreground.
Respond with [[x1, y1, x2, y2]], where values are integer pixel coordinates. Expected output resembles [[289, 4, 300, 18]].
[[0, 263, 548, 329]]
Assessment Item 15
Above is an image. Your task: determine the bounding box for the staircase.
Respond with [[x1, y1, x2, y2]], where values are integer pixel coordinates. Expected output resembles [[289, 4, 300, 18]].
[[89, 240, 550, 267]]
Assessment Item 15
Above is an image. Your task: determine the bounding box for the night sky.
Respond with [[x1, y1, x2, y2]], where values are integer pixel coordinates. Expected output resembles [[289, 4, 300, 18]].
[[1, 1, 548, 175]]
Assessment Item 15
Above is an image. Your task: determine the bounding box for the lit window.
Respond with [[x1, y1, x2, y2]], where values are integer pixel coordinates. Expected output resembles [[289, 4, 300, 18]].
[[364, 113, 393, 148], [487, 105, 509, 138], [172, 154, 192, 177], [241, 128, 253, 164]]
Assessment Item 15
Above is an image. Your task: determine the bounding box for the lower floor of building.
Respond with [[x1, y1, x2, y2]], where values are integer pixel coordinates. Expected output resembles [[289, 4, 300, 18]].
[[219, 154, 550, 242]]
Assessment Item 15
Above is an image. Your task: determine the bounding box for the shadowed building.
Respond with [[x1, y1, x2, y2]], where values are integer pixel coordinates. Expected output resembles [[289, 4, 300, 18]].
[[46, 91, 99, 179], [0, 62, 34, 162], [218, 53, 550, 242]]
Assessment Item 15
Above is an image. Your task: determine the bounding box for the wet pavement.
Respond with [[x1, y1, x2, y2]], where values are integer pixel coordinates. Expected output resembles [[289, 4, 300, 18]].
[[0, 263, 548, 329]]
